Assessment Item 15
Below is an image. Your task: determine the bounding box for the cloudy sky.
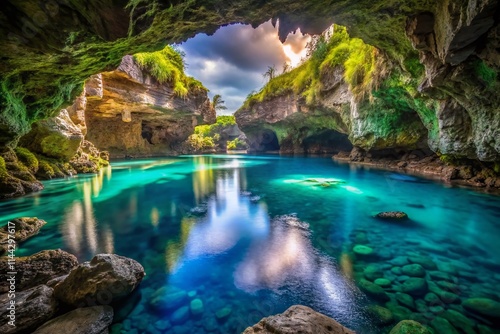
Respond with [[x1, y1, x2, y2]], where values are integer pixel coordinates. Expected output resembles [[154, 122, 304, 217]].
[[178, 20, 311, 115]]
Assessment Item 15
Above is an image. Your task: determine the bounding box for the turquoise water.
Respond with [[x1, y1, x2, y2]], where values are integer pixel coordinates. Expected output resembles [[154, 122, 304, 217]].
[[1, 155, 500, 333]]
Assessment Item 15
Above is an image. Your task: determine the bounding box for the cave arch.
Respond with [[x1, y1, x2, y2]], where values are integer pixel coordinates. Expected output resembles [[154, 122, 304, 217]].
[[246, 129, 280, 152], [302, 130, 353, 154]]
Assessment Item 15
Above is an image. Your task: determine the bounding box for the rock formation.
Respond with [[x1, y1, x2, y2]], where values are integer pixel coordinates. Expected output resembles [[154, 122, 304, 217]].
[[243, 305, 355, 334], [85, 55, 215, 157]]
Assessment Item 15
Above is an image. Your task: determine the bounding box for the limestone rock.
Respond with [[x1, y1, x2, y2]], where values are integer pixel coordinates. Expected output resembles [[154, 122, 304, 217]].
[[0, 285, 58, 333], [374, 212, 409, 220], [0, 249, 78, 293], [389, 320, 433, 334], [242, 305, 355, 334], [20, 109, 84, 161], [85, 55, 215, 158], [54, 254, 145, 307], [33, 306, 113, 334], [0, 217, 46, 255]]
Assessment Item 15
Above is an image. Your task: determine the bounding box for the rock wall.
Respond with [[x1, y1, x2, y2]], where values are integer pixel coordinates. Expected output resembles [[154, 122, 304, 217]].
[[85, 55, 215, 158]]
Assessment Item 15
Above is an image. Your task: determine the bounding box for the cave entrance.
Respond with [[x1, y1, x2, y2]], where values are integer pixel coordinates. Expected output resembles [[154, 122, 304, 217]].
[[247, 129, 280, 152], [302, 130, 353, 154]]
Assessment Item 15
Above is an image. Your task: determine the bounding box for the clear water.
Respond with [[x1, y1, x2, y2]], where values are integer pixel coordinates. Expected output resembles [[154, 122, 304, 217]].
[[1, 155, 500, 333]]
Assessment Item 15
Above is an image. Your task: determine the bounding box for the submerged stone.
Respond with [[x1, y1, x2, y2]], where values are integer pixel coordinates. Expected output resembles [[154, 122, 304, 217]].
[[375, 212, 409, 220], [441, 310, 475, 334], [190, 298, 204, 316], [368, 305, 394, 325], [353, 245, 374, 257], [375, 278, 392, 287], [171, 306, 189, 325], [402, 264, 426, 277], [216, 307, 232, 321], [33, 306, 113, 334], [364, 264, 384, 281], [430, 316, 459, 334], [359, 279, 390, 302], [396, 292, 416, 310], [389, 320, 433, 334], [462, 298, 500, 318], [402, 278, 428, 296], [408, 256, 438, 270]]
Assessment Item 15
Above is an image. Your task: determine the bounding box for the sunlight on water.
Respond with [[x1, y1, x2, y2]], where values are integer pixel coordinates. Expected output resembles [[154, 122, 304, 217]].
[[1, 155, 500, 333]]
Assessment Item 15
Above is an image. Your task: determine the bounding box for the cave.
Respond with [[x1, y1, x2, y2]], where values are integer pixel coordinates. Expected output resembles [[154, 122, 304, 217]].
[[302, 130, 353, 154], [1, 1, 500, 334], [246, 128, 281, 152]]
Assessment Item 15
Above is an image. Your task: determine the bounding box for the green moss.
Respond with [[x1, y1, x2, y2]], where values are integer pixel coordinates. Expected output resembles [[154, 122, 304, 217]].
[[227, 138, 247, 150], [134, 45, 207, 97], [37, 160, 55, 179], [439, 154, 463, 166], [0, 156, 7, 180], [14, 147, 39, 173], [473, 60, 497, 87]]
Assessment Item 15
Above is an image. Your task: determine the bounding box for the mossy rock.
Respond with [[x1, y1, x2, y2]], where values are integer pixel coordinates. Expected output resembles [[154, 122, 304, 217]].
[[375, 211, 409, 220], [389, 320, 433, 334]]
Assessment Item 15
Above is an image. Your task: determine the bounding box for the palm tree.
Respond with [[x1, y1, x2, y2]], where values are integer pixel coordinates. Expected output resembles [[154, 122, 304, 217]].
[[212, 94, 227, 111], [282, 62, 290, 74], [263, 65, 277, 82]]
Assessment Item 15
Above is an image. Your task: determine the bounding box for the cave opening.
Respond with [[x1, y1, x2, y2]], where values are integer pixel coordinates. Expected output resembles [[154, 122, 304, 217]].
[[247, 129, 280, 152], [302, 130, 353, 154]]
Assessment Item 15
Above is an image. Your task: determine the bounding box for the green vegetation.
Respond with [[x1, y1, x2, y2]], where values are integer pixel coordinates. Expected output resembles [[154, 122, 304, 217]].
[[227, 138, 246, 150], [473, 59, 497, 88], [14, 147, 39, 173], [245, 26, 380, 106], [134, 45, 207, 97], [0, 156, 7, 180], [212, 94, 227, 112], [186, 115, 246, 151], [37, 160, 55, 179]]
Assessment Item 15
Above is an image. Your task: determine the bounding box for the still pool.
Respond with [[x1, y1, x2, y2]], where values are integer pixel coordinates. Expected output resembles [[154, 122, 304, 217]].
[[1, 155, 500, 333]]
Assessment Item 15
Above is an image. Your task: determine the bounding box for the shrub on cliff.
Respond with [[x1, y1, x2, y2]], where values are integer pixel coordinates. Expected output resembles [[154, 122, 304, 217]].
[[134, 46, 207, 97]]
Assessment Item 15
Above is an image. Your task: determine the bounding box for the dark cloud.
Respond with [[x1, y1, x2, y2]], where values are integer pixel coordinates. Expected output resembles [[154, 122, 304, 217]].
[[179, 21, 310, 114]]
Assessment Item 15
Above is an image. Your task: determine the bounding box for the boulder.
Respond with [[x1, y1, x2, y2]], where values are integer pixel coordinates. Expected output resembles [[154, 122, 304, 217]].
[[0, 285, 58, 333], [462, 298, 500, 318], [243, 305, 355, 334], [359, 279, 390, 302], [0, 249, 78, 293], [54, 254, 145, 307], [368, 305, 394, 325], [19, 109, 84, 161], [33, 306, 113, 334], [0, 217, 46, 253], [389, 320, 433, 334], [430, 316, 459, 334], [402, 278, 428, 296], [402, 264, 426, 277], [374, 212, 408, 220]]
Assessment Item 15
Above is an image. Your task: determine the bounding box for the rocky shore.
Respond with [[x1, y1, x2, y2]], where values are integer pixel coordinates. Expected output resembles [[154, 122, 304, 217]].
[[333, 148, 500, 193]]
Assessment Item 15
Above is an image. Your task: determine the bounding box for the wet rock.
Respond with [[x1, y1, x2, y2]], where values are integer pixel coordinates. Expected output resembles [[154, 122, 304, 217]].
[[396, 292, 416, 310], [243, 305, 355, 334], [374, 212, 409, 220], [353, 244, 374, 258], [19, 109, 84, 161], [0, 217, 46, 253], [429, 281, 461, 304], [0, 285, 58, 333], [359, 279, 390, 302], [375, 278, 392, 287], [54, 254, 145, 307], [216, 306, 232, 322], [408, 256, 438, 270], [428, 271, 453, 281], [386, 302, 413, 322], [171, 306, 189, 325], [190, 298, 204, 316], [462, 298, 500, 318], [389, 320, 433, 334], [0, 249, 78, 293], [33, 305, 113, 334], [402, 278, 428, 296], [149, 287, 188, 311], [477, 324, 500, 334], [391, 267, 403, 275], [364, 265, 384, 281], [429, 305, 444, 314], [430, 316, 459, 334], [441, 310, 476, 334], [424, 292, 442, 306], [368, 305, 394, 325], [402, 264, 426, 277], [389, 256, 409, 266]]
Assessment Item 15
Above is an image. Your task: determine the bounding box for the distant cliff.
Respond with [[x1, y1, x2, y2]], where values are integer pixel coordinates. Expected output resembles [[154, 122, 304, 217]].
[[85, 49, 216, 158]]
